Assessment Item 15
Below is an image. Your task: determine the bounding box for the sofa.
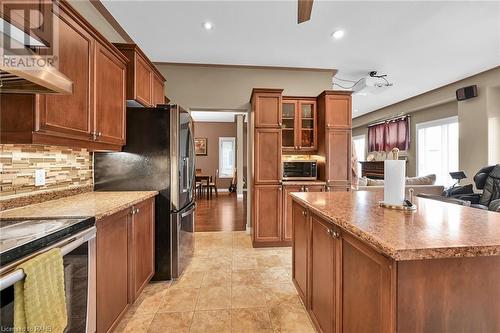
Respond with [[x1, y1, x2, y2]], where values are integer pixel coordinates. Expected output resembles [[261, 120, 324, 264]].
[[355, 174, 445, 196]]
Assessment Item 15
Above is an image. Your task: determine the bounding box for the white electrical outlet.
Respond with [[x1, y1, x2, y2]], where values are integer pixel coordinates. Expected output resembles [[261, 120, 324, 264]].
[[35, 169, 46, 186]]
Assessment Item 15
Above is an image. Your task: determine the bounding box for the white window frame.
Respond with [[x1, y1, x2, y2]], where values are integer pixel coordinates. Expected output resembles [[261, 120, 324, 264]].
[[416, 116, 459, 185], [352, 134, 367, 161], [219, 137, 236, 179]]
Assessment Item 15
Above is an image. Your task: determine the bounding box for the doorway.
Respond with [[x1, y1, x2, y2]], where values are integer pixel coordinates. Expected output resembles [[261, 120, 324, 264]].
[[191, 110, 248, 232]]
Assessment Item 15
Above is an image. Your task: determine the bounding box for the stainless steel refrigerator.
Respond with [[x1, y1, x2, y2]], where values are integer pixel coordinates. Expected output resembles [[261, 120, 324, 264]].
[[94, 105, 195, 280]]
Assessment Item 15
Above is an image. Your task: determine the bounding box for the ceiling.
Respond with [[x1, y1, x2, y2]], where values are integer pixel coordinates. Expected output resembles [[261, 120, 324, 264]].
[[191, 111, 247, 123], [102, 1, 500, 117]]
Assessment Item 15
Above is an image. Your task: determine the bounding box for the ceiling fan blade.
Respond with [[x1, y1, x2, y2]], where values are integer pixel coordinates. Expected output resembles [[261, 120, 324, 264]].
[[297, 0, 314, 24]]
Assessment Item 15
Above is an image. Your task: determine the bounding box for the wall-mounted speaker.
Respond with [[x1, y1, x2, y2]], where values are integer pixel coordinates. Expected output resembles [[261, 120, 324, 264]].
[[456, 85, 478, 101]]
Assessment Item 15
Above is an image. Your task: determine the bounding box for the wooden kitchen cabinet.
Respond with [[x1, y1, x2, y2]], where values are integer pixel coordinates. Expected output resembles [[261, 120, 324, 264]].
[[282, 98, 317, 152], [292, 200, 309, 306], [97, 197, 155, 333], [252, 89, 283, 128], [254, 128, 282, 184], [129, 198, 155, 301], [323, 93, 352, 129], [97, 208, 130, 333], [113, 43, 166, 107], [283, 184, 324, 242], [37, 6, 94, 141], [309, 212, 338, 333], [95, 42, 126, 146], [317, 91, 352, 188], [325, 129, 351, 188], [291, 200, 394, 333], [0, 1, 128, 151], [152, 72, 166, 106], [341, 232, 394, 333], [253, 185, 283, 245]]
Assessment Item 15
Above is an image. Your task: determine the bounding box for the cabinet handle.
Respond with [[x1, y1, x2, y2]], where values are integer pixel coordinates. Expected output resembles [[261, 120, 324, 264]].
[[135, 208, 140, 214], [304, 187, 309, 192], [332, 231, 340, 238], [327, 229, 333, 236], [278, 187, 282, 191], [98, 132, 102, 137], [302, 210, 307, 217]]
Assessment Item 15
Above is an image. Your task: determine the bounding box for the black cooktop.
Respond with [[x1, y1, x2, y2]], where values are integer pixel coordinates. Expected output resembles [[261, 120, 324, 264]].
[[0, 216, 95, 267]]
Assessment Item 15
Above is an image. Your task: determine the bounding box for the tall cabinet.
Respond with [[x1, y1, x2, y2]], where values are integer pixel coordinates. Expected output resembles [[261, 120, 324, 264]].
[[317, 91, 353, 191], [252, 89, 284, 247]]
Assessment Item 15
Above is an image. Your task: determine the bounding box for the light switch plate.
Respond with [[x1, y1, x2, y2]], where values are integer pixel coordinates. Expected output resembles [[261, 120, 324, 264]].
[[35, 169, 46, 186]]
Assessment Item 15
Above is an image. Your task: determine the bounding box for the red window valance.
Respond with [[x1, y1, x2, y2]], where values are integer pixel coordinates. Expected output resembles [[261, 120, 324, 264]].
[[368, 116, 410, 152]]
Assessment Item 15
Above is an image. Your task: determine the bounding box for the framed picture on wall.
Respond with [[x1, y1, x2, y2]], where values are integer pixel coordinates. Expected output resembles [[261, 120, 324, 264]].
[[195, 138, 208, 156]]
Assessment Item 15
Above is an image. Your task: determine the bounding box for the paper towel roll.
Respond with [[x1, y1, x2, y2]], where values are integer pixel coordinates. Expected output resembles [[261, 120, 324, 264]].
[[384, 160, 406, 205]]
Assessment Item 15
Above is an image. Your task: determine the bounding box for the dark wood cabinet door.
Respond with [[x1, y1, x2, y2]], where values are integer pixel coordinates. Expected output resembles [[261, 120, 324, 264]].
[[326, 129, 351, 187], [94, 43, 126, 146], [130, 198, 155, 301], [292, 200, 310, 307], [309, 213, 336, 333], [298, 100, 317, 151], [254, 185, 282, 243], [135, 54, 152, 106], [283, 185, 302, 241], [37, 9, 94, 140], [324, 94, 352, 129], [254, 92, 282, 128], [341, 233, 395, 333], [152, 73, 165, 106], [97, 209, 130, 333], [254, 128, 282, 184]]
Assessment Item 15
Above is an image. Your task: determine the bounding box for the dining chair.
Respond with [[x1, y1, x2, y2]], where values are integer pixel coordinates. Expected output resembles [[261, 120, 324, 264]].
[[204, 169, 219, 198]]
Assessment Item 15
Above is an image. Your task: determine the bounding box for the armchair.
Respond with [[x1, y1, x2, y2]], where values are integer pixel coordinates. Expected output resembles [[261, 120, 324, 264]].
[[457, 165, 500, 211]]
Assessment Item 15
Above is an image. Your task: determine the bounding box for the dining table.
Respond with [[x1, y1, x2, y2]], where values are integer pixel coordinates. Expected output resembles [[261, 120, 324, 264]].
[[195, 174, 211, 198]]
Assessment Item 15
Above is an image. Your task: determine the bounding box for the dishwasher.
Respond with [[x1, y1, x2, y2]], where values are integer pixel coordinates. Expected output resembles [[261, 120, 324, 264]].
[[0, 217, 96, 333]]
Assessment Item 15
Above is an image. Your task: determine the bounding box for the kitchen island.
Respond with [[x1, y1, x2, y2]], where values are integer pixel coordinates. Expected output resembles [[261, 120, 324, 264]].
[[290, 191, 500, 333]]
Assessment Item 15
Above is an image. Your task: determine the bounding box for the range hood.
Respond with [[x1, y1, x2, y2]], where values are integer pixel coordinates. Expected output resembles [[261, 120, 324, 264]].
[[0, 22, 73, 94], [0, 62, 73, 94]]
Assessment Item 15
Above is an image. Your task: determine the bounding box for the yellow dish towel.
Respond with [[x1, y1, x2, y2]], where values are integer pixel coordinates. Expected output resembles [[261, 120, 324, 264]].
[[14, 248, 68, 333]]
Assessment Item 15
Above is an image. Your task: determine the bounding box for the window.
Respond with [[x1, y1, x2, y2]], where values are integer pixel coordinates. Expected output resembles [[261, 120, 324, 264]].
[[416, 116, 458, 186], [219, 137, 235, 178], [353, 135, 366, 176]]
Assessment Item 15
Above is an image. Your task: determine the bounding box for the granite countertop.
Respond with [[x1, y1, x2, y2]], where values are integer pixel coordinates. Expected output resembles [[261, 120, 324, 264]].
[[282, 181, 327, 186], [291, 191, 500, 261], [0, 191, 158, 221]]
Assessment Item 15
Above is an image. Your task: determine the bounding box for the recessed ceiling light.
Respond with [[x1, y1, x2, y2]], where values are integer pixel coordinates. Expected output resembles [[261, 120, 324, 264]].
[[331, 30, 345, 40], [202, 22, 214, 30]]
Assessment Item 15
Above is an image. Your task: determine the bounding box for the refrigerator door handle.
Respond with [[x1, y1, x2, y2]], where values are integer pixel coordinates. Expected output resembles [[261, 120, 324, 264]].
[[181, 203, 196, 218], [182, 157, 189, 193]]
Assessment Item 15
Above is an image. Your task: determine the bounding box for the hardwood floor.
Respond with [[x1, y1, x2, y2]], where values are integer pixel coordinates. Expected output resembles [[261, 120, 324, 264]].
[[195, 192, 247, 232]]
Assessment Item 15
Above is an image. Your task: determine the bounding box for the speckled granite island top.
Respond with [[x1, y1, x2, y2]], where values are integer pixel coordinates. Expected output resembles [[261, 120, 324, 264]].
[[0, 191, 158, 221], [291, 191, 500, 261]]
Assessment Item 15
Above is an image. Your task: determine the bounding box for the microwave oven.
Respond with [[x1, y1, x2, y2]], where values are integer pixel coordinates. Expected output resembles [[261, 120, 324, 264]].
[[282, 160, 318, 180]]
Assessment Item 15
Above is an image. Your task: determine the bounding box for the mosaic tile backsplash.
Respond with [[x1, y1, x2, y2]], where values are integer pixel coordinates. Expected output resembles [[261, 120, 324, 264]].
[[0, 144, 92, 197]]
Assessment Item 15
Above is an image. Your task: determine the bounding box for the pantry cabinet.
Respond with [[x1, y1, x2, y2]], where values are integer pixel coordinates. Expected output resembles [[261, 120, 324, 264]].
[[282, 98, 317, 152], [317, 91, 352, 189], [113, 43, 166, 107], [97, 197, 155, 333], [0, 1, 128, 151]]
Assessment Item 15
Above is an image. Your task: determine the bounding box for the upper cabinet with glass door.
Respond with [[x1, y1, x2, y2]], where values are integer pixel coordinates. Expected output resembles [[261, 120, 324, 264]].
[[281, 98, 317, 152]]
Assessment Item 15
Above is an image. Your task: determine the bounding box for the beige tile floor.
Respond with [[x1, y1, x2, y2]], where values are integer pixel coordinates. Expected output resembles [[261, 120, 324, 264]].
[[115, 231, 316, 333]]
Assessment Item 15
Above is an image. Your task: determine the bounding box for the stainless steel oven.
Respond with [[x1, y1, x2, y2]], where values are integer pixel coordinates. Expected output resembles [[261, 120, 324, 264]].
[[0, 225, 96, 333], [282, 160, 318, 180]]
